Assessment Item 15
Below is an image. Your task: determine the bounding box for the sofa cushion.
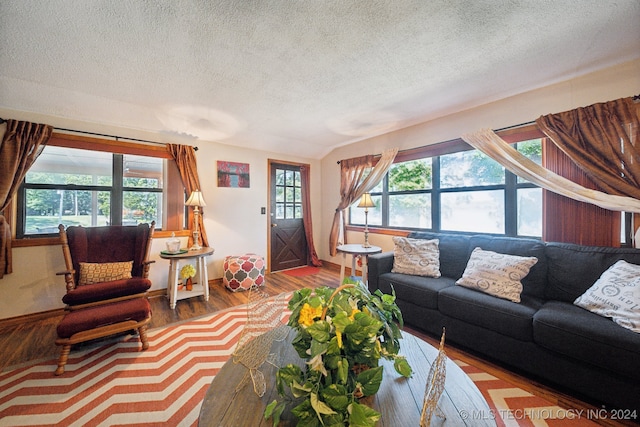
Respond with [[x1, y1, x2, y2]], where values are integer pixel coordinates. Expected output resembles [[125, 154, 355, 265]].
[[456, 247, 538, 303], [545, 242, 640, 303], [391, 237, 440, 277], [468, 235, 547, 299], [378, 272, 455, 310], [78, 261, 133, 286], [533, 301, 640, 381], [408, 232, 471, 279], [574, 260, 640, 333], [62, 277, 151, 306], [439, 285, 543, 341]]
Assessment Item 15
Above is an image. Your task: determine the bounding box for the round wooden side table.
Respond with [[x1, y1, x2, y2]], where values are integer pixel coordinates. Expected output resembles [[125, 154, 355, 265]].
[[336, 243, 382, 284]]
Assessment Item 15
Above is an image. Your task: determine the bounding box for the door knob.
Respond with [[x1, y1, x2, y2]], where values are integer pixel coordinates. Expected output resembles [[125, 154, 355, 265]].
[[271, 223, 277, 227]]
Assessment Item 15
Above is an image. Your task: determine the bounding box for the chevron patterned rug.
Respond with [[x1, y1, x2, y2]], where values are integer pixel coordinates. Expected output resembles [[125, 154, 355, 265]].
[[0, 293, 598, 427]]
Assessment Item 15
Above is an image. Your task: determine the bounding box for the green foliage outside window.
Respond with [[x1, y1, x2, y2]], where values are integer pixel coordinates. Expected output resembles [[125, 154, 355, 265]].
[[388, 159, 431, 191], [351, 139, 543, 237]]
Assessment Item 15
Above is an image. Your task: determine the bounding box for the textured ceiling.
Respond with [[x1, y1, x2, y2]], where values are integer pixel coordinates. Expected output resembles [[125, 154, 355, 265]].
[[1, 1, 639, 159]]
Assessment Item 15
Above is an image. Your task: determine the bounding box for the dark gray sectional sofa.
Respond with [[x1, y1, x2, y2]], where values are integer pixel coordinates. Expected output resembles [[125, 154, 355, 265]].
[[367, 232, 640, 412]]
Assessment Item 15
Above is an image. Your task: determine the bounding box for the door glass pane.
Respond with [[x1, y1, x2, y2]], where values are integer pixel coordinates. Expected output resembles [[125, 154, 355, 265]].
[[441, 151, 504, 188], [275, 168, 302, 219], [25, 189, 110, 234], [517, 188, 542, 236], [389, 194, 431, 228], [26, 146, 112, 185], [441, 190, 504, 233]]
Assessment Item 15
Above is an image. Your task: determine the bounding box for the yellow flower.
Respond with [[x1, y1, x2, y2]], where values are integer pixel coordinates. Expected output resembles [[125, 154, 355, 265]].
[[336, 330, 343, 348], [180, 264, 196, 279], [348, 308, 361, 321], [299, 303, 323, 327]]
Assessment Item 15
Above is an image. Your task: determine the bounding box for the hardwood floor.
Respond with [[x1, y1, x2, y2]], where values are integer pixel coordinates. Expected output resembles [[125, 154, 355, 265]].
[[0, 264, 633, 426], [0, 264, 342, 372]]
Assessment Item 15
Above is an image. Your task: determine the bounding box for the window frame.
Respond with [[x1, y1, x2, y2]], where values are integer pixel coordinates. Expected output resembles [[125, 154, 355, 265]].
[[348, 125, 545, 238], [12, 132, 185, 245]]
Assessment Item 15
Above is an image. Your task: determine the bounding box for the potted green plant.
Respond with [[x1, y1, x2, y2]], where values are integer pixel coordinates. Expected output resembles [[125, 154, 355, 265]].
[[264, 279, 412, 426]]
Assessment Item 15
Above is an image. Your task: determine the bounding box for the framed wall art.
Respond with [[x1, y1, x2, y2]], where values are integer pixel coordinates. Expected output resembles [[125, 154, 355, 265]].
[[217, 161, 250, 188]]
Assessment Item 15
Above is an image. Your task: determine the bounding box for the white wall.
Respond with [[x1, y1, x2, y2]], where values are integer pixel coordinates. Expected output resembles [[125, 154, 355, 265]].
[[319, 59, 640, 265], [1, 58, 638, 319], [0, 112, 321, 319]]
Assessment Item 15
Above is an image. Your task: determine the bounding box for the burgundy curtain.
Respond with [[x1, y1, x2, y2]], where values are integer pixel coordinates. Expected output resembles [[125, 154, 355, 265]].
[[536, 97, 639, 246], [167, 144, 209, 248], [0, 119, 53, 277], [536, 97, 640, 200], [300, 165, 322, 266]]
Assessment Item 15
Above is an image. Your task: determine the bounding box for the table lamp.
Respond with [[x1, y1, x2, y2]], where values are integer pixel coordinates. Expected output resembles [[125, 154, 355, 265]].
[[185, 190, 206, 250], [357, 193, 375, 248]]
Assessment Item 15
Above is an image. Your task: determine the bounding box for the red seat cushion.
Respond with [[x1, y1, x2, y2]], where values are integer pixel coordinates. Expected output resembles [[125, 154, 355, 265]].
[[62, 277, 151, 306], [57, 298, 151, 339]]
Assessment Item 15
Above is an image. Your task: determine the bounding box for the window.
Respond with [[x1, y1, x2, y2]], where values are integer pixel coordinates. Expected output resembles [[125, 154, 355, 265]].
[[16, 137, 175, 238], [275, 168, 302, 219], [349, 134, 543, 238]]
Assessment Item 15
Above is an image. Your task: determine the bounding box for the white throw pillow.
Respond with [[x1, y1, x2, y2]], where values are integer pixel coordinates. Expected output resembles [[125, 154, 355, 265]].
[[456, 247, 538, 303], [391, 237, 441, 278], [574, 260, 640, 333]]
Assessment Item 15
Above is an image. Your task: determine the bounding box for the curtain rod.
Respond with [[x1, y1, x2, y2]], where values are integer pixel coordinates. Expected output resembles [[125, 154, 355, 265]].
[[0, 119, 198, 151], [54, 126, 199, 151], [336, 94, 640, 164], [336, 120, 536, 164]]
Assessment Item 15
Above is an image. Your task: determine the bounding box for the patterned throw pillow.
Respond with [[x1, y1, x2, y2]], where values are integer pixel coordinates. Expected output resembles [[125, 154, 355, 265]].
[[456, 247, 538, 303], [574, 260, 640, 333], [391, 237, 441, 278], [78, 261, 133, 285]]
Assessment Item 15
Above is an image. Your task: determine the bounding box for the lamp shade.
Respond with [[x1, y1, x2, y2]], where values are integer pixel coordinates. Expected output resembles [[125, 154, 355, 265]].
[[357, 193, 375, 208], [185, 190, 207, 207]]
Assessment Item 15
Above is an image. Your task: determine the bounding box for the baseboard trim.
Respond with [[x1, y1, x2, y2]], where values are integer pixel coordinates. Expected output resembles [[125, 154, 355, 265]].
[[0, 307, 67, 328], [0, 279, 227, 328], [0, 265, 337, 329]]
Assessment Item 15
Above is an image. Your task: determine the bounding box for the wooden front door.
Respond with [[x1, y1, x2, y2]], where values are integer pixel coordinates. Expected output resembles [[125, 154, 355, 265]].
[[269, 162, 307, 272]]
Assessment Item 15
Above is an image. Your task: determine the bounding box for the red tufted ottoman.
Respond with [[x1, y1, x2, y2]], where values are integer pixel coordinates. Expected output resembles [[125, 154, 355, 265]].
[[223, 253, 266, 292], [54, 298, 151, 375]]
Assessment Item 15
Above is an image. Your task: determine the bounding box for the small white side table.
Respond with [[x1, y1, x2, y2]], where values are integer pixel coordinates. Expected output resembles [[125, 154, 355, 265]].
[[160, 247, 215, 309], [336, 244, 382, 285]]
